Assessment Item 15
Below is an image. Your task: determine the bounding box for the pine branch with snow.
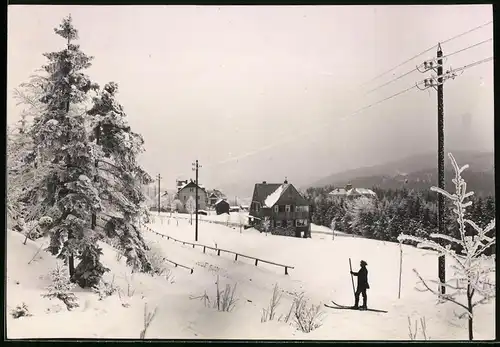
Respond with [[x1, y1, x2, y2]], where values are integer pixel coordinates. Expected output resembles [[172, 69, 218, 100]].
[[87, 81, 153, 274], [398, 153, 495, 340]]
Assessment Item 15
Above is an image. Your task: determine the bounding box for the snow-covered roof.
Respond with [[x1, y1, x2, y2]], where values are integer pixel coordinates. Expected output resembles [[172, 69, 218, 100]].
[[178, 181, 205, 192], [350, 188, 376, 196], [264, 184, 288, 208], [214, 198, 228, 205], [330, 187, 377, 197], [229, 206, 240, 209], [329, 188, 347, 195]]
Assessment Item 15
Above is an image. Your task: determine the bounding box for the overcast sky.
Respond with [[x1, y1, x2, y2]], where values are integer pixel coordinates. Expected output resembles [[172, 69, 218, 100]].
[[7, 5, 494, 196]]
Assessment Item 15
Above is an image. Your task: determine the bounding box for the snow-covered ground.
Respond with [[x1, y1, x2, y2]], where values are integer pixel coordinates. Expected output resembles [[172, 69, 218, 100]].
[[6, 219, 495, 340]]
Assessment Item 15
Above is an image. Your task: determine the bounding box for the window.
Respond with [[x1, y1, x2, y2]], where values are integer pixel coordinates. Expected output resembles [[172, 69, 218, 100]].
[[279, 205, 285, 213], [285, 205, 291, 212], [274, 205, 279, 213], [275, 220, 282, 227], [197, 195, 200, 200], [190, 188, 193, 192], [296, 206, 309, 212], [287, 220, 293, 227], [184, 196, 187, 201], [296, 219, 308, 227]]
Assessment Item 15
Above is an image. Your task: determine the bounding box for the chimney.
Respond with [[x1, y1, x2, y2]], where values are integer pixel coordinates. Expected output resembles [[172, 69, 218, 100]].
[[284, 177, 288, 184], [345, 183, 353, 191], [262, 181, 267, 184]]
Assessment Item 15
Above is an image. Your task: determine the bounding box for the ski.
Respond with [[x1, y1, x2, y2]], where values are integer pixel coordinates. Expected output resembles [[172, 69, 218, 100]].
[[325, 301, 388, 313]]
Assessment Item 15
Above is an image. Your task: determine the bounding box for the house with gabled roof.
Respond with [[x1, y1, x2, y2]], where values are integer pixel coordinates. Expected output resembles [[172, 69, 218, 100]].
[[249, 179, 311, 238], [207, 189, 225, 207], [329, 184, 377, 199], [176, 179, 208, 212]]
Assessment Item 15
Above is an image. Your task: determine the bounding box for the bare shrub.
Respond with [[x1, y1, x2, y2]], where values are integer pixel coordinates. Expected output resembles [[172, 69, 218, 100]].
[[92, 274, 120, 300], [139, 303, 158, 339], [146, 241, 171, 277], [11, 303, 32, 319], [291, 292, 325, 333], [191, 276, 238, 312], [261, 283, 282, 323], [408, 316, 429, 340], [213, 275, 238, 312], [189, 290, 211, 307]]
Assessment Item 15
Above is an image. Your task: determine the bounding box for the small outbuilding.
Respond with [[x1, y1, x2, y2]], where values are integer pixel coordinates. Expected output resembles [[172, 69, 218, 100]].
[[214, 199, 230, 215]]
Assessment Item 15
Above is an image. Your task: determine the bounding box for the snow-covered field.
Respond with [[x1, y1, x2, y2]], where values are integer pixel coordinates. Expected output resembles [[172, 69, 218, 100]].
[[6, 218, 495, 340]]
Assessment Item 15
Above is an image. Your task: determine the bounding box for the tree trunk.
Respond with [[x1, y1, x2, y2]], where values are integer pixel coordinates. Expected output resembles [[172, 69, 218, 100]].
[[467, 284, 473, 340], [91, 126, 100, 230], [69, 254, 75, 278]]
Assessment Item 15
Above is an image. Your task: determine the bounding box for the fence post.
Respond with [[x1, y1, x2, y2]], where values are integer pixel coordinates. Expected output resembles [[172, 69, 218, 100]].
[[217, 249, 221, 256], [255, 259, 259, 266], [203, 246, 206, 253], [285, 267, 288, 275], [235, 254, 238, 261]]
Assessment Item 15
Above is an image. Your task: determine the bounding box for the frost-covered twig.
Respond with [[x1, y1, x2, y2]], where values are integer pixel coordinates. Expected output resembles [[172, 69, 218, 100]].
[[398, 153, 496, 341], [139, 303, 158, 339]]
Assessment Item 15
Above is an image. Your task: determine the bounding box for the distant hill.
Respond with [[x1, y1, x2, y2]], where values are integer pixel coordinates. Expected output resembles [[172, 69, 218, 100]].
[[309, 151, 495, 197]]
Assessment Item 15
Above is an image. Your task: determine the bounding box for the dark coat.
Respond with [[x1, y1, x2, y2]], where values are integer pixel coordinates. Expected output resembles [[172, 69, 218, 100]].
[[352, 266, 370, 290]]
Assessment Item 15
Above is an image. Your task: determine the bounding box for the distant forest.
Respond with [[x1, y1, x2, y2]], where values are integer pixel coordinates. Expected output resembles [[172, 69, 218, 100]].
[[304, 186, 496, 255]]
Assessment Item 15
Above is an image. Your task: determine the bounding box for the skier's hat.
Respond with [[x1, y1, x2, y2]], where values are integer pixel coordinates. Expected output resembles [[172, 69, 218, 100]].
[[360, 260, 368, 266]]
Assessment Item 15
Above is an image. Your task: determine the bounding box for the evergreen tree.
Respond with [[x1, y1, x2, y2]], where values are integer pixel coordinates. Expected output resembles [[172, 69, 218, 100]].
[[21, 15, 105, 287], [87, 81, 153, 273]]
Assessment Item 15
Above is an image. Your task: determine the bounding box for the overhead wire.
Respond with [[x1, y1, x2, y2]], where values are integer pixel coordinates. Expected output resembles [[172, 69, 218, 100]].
[[207, 22, 494, 168], [365, 37, 493, 95], [356, 20, 493, 89]]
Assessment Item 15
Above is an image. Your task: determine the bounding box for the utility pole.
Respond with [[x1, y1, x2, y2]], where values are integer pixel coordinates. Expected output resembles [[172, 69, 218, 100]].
[[416, 43, 459, 295], [157, 173, 162, 215], [192, 160, 202, 241], [436, 44, 446, 295]]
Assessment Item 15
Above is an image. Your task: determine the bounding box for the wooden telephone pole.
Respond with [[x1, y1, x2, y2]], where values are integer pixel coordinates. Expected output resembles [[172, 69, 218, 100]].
[[416, 43, 459, 295], [192, 160, 202, 241], [156, 173, 162, 215]]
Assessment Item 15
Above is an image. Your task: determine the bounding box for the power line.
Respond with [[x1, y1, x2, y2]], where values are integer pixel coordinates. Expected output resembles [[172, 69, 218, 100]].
[[420, 56, 493, 89], [442, 38, 493, 60], [440, 20, 493, 45], [357, 46, 436, 89], [366, 37, 492, 95], [357, 20, 493, 89], [364, 67, 418, 95], [345, 84, 420, 119], [208, 82, 423, 168]]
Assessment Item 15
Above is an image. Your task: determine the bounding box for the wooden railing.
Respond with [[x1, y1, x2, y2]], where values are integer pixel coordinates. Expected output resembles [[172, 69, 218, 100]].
[[98, 216, 194, 274], [153, 214, 248, 229], [141, 223, 295, 275]]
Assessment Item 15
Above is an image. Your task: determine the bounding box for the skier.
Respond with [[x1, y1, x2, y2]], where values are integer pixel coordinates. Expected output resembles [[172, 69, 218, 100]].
[[350, 260, 369, 310]]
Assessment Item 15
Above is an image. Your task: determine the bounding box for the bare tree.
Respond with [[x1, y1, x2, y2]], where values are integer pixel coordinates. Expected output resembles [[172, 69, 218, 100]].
[[398, 153, 496, 341], [185, 196, 196, 225]]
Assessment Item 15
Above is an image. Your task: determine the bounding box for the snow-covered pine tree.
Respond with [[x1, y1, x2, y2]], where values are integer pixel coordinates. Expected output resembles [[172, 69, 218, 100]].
[[398, 153, 496, 340], [21, 15, 106, 287], [87, 81, 153, 273], [7, 123, 32, 225]]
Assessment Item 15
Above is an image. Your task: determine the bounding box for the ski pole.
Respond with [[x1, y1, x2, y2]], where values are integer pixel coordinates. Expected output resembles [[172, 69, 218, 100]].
[[349, 258, 356, 297]]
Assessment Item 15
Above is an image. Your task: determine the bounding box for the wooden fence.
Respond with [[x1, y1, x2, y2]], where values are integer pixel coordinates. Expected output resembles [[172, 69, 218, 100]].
[[153, 214, 246, 229], [141, 223, 295, 275], [98, 216, 194, 274]]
